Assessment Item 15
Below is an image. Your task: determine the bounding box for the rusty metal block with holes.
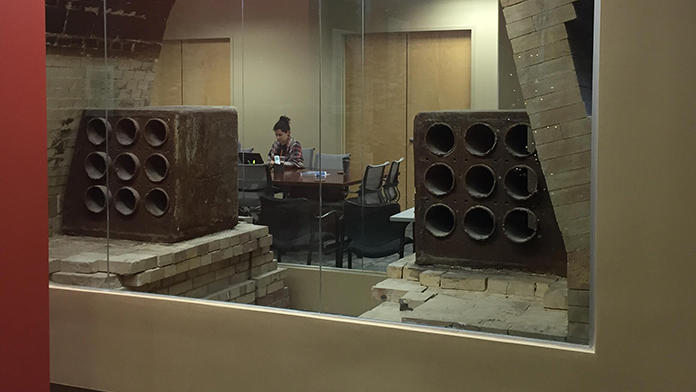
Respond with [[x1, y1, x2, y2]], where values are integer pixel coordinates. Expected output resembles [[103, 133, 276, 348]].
[[413, 110, 566, 276], [62, 106, 238, 242]]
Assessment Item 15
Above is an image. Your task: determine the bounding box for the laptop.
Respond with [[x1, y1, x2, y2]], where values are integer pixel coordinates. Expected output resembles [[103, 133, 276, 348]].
[[238, 152, 265, 165]]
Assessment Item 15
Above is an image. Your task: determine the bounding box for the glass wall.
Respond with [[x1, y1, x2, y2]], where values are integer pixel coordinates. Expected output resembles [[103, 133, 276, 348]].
[[48, 0, 594, 345]]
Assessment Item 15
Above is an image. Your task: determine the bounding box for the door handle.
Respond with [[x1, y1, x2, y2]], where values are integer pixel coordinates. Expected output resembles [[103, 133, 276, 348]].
[[409, 137, 414, 144]]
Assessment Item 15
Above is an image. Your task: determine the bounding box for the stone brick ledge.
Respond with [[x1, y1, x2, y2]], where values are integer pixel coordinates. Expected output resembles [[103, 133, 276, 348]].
[[387, 254, 564, 300], [48, 223, 290, 309]]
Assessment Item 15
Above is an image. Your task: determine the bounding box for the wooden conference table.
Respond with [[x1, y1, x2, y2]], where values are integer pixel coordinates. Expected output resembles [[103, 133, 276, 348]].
[[269, 167, 361, 268], [270, 167, 362, 202]]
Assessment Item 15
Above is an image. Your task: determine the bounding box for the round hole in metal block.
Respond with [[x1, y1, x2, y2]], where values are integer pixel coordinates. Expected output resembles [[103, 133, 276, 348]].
[[84, 152, 110, 180], [84, 185, 111, 214], [114, 153, 141, 182], [503, 208, 538, 243], [144, 118, 169, 147], [505, 123, 536, 157], [145, 154, 170, 183], [465, 123, 497, 156], [114, 187, 140, 216], [424, 204, 456, 238], [145, 188, 170, 217], [504, 165, 539, 200], [463, 205, 496, 240], [86, 118, 111, 146], [424, 163, 455, 196], [115, 117, 140, 146], [464, 164, 496, 198], [425, 123, 455, 156]]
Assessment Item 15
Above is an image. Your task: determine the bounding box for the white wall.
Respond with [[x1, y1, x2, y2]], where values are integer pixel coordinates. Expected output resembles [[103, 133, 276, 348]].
[[163, 0, 322, 157]]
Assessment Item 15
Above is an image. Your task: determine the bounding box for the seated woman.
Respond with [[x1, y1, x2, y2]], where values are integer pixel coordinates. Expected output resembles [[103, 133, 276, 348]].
[[267, 115, 304, 168]]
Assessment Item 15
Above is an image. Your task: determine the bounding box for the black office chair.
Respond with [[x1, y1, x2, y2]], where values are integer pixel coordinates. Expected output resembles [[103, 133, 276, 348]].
[[259, 196, 339, 265], [342, 200, 413, 268], [349, 161, 389, 204], [382, 158, 403, 203], [238, 164, 275, 221]]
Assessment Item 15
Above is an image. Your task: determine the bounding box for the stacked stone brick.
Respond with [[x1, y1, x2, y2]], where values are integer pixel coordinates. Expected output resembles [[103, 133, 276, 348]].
[[49, 223, 290, 308], [500, 0, 593, 343]]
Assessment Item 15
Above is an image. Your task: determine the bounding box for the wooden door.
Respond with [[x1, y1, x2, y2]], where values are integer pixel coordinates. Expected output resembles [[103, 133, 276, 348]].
[[406, 30, 472, 208], [344, 33, 408, 195], [151, 39, 232, 106], [344, 30, 471, 208]]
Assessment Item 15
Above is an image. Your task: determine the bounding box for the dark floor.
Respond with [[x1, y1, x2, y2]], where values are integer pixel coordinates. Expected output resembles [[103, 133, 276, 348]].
[[277, 225, 414, 272]]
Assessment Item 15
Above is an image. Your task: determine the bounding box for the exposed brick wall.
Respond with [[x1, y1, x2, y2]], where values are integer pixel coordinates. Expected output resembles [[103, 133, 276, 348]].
[[45, 0, 176, 234], [500, 0, 594, 343]]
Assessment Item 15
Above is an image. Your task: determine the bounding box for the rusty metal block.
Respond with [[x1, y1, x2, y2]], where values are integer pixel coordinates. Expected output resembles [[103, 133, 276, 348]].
[[63, 106, 238, 243], [414, 110, 566, 276]]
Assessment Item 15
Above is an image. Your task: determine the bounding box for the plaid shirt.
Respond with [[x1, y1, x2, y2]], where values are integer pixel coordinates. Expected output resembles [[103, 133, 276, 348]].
[[268, 137, 304, 168]]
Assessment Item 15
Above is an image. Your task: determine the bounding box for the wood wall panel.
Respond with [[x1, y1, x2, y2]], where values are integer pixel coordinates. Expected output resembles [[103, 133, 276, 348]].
[[182, 39, 231, 106], [406, 30, 472, 208], [345, 30, 471, 208], [151, 41, 183, 106], [344, 33, 408, 187]]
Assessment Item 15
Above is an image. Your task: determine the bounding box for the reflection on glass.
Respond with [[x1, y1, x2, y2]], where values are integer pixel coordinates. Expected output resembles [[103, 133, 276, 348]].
[[45, 0, 595, 346]]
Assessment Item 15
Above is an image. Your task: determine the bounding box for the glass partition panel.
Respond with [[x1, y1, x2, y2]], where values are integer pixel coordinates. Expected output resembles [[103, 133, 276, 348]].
[[47, 0, 112, 288]]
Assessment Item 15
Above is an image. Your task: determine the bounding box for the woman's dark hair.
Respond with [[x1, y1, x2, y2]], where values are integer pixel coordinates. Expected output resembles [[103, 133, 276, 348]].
[[273, 116, 291, 133]]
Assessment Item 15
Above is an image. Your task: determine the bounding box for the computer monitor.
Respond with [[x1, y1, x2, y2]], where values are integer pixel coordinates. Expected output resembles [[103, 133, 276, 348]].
[[238, 152, 265, 165]]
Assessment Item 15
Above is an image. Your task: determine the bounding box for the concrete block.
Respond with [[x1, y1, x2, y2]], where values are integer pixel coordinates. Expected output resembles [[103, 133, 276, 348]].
[[530, 103, 588, 130], [175, 260, 190, 275], [511, 24, 567, 54], [193, 271, 217, 288], [183, 285, 208, 299], [399, 289, 437, 310], [532, 125, 563, 145], [568, 249, 590, 289], [487, 277, 509, 294], [554, 201, 590, 223], [372, 279, 426, 302], [215, 265, 236, 281], [51, 272, 122, 289], [507, 279, 536, 297], [544, 281, 568, 310], [150, 267, 165, 283], [546, 167, 591, 191], [256, 285, 267, 297], [564, 232, 591, 253], [169, 280, 193, 296], [155, 252, 174, 267], [550, 183, 591, 207], [234, 292, 256, 304], [525, 86, 583, 115], [522, 69, 584, 99], [419, 270, 445, 287], [541, 151, 591, 177], [122, 270, 152, 287], [386, 256, 412, 279], [508, 304, 567, 341], [515, 39, 572, 69], [404, 263, 427, 281], [532, 3, 577, 30], [440, 271, 487, 291], [519, 56, 577, 86], [258, 234, 273, 247], [568, 305, 590, 323], [568, 288, 590, 307], [59, 252, 103, 273], [559, 216, 590, 238], [267, 280, 284, 294], [503, 0, 576, 24], [568, 321, 590, 339], [506, 17, 535, 39], [501, 0, 526, 7], [49, 258, 61, 274], [189, 256, 202, 270], [359, 302, 403, 323], [207, 277, 231, 293], [561, 117, 591, 138]]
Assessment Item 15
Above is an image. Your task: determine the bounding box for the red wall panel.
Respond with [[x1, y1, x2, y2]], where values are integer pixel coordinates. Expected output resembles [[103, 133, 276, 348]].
[[0, 0, 50, 390]]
